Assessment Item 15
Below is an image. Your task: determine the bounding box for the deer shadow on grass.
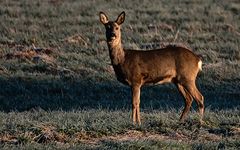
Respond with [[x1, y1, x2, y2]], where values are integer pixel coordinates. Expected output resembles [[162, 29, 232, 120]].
[[0, 77, 239, 112]]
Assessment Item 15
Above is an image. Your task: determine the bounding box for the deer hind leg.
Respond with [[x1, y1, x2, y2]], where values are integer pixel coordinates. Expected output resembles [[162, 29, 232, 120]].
[[183, 81, 204, 123], [131, 85, 141, 125], [176, 83, 193, 122]]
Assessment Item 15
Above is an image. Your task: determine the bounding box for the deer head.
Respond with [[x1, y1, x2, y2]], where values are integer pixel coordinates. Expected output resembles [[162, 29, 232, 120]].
[[99, 11, 125, 47]]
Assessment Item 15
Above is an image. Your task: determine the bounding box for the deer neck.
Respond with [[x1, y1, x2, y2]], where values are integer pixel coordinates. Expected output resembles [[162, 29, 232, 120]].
[[107, 39, 125, 65]]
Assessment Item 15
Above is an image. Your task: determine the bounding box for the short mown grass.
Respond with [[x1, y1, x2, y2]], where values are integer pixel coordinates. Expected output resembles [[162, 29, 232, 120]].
[[0, 0, 239, 149]]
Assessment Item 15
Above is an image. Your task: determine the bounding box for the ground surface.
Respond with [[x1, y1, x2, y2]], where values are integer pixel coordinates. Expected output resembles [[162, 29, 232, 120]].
[[0, 0, 239, 149]]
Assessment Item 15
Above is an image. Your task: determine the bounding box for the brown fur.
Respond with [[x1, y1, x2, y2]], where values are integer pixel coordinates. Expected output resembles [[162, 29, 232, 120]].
[[100, 11, 204, 125]]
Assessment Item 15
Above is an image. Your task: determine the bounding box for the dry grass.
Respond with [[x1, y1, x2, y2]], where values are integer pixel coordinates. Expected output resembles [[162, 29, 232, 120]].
[[0, 0, 239, 149]]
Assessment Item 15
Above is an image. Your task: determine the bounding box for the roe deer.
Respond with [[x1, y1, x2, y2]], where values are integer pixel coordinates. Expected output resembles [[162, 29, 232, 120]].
[[99, 11, 204, 125]]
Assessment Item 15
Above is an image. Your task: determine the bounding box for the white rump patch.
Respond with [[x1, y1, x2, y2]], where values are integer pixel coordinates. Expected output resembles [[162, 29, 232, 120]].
[[198, 60, 202, 71]]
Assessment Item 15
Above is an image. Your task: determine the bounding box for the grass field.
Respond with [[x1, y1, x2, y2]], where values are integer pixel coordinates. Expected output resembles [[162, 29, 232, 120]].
[[0, 0, 239, 149]]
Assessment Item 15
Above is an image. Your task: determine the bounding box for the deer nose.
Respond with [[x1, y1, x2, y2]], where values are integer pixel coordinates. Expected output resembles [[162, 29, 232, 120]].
[[111, 33, 116, 37]]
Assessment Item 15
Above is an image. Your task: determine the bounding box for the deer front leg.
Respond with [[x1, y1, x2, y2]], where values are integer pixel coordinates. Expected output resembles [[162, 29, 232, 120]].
[[131, 85, 141, 125]]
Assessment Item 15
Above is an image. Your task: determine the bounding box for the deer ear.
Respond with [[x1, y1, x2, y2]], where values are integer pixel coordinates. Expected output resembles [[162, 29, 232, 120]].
[[115, 11, 125, 25], [99, 12, 108, 24]]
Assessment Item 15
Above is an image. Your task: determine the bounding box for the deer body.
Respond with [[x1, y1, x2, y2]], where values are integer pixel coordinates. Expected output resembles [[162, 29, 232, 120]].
[[100, 11, 204, 125], [112, 48, 201, 86]]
